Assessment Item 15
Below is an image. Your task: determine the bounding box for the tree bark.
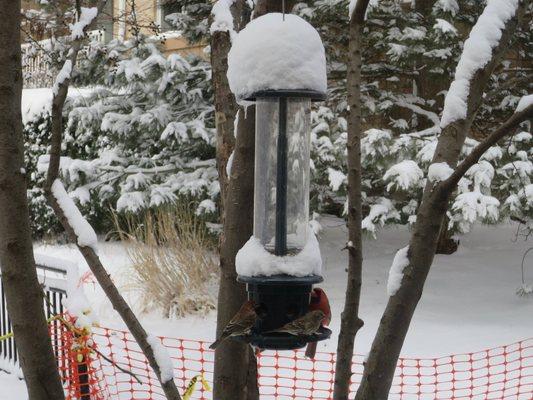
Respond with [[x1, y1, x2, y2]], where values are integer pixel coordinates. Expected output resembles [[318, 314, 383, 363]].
[[0, 1, 65, 398], [435, 215, 458, 255], [355, 2, 527, 399], [415, 0, 456, 253], [210, 2, 257, 399], [332, 2, 369, 399], [211, 30, 237, 214], [43, 3, 182, 399], [212, 0, 252, 214], [213, 108, 256, 400]]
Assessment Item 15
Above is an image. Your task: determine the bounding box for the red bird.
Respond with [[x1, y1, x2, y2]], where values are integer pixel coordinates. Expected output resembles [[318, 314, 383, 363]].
[[305, 287, 331, 359], [210, 300, 258, 349]]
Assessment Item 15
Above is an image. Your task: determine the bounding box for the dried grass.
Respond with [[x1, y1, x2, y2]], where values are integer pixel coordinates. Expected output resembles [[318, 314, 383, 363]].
[[114, 204, 218, 318]]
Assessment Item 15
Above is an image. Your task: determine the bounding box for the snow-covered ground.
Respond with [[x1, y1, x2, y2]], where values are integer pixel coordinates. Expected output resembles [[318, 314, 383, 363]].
[[1, 219, 532, 398], [21, 87, 94, 124], [0, 372, 26, 399]]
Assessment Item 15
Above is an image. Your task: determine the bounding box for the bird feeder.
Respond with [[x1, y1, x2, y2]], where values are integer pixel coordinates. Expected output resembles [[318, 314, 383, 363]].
[[227, 13, 331, 350]]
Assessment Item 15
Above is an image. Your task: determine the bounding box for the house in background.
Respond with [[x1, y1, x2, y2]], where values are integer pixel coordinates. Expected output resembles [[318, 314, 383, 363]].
[[110, 0, 204, 56], [21, 0, 204, 88]]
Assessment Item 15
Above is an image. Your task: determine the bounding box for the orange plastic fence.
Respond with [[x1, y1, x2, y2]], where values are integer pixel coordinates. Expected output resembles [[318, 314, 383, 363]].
[[52, 324, 532, 400], [51, 317, 110, 400]]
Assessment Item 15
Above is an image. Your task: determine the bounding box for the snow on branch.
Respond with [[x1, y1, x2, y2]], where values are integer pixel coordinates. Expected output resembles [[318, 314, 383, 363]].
[[440, 0, 519, 129], [450, 192, 500, 233], [362, 198, 400, 237], [434, 19, 458, 36], [52, 60, 72, 95], [516, 94, 533, 113], [328, 168, 347, 191], [435, 0, 460, 16], [70, 7, 98, 40], [51, 179, 98, 250], [428, 162, 454, 183], [387, 246, 410, 296], [210, 0, 236, 36], [395, 99, 441, 127], [146, 335, 174, 383], [383, 160, 424, 191]]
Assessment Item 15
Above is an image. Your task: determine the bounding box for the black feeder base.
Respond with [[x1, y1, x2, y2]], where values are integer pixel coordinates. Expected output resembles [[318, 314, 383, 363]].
[[235, 326, 332, 351], [234, 274, 331, 350]]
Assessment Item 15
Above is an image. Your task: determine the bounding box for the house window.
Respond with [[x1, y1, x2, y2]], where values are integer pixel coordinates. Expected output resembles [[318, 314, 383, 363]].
[[158, 0, 180, 32]]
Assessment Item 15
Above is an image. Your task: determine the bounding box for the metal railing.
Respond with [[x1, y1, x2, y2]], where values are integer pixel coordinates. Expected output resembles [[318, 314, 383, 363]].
[[0, 256, 67, 370]]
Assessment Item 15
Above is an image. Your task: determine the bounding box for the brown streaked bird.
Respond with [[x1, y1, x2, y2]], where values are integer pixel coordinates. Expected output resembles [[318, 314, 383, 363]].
[[209, 300, 258, 349], [268, 310, 325, 336]]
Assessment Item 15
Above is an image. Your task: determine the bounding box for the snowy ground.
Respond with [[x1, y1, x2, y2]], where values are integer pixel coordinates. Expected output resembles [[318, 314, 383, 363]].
[[1, 219, 532, 398], [0, 372, 26, 399]]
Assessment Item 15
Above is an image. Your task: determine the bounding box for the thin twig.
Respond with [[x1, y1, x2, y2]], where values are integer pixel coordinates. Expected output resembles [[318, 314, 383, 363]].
[[91, 347, 143, 385]]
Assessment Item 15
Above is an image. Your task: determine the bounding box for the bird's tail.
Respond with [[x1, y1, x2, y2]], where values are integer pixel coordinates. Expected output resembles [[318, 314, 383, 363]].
[[305, 341, 317, 359], [209, 338, 223, 349]]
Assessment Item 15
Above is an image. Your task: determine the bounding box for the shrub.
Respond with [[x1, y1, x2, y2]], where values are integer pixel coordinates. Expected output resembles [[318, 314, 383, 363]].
[[115, 204, 218, 318]]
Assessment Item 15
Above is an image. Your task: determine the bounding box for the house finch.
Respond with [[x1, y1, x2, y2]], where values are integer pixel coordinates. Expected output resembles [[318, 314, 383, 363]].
[[268, 310, 325, 336], [305, 287, 331, 359], [209, 300, 258, 349]]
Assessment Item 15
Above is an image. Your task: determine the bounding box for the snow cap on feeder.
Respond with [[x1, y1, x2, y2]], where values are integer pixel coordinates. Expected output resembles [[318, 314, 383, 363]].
[[227, 12, 330, 351], [227, 13, 327, 103], [229, 12, 326, 278]]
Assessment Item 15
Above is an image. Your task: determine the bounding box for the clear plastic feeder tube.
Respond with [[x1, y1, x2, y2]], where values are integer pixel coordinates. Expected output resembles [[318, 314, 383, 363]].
[[254, 97, 311, 255]]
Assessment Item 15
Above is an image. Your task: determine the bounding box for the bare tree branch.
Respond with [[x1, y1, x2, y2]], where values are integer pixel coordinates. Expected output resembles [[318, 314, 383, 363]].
[[43, 2, 182, 399], [46, 0, 109, 188], [333, 1, 370, 399], [350, 0, 371, 23]]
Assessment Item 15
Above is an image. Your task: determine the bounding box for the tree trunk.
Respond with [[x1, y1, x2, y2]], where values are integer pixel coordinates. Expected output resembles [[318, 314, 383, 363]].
[[0, 1, 65, 398], [415, 0, 456, 251], [211, 0, 251, 214], [210, 2, 257, 399], [435, 215, 458, 255], [332, 2, 369, 399], [354, 2, 526, 398], [213, 107, 256, 400], [212, 31, 237, 215]]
